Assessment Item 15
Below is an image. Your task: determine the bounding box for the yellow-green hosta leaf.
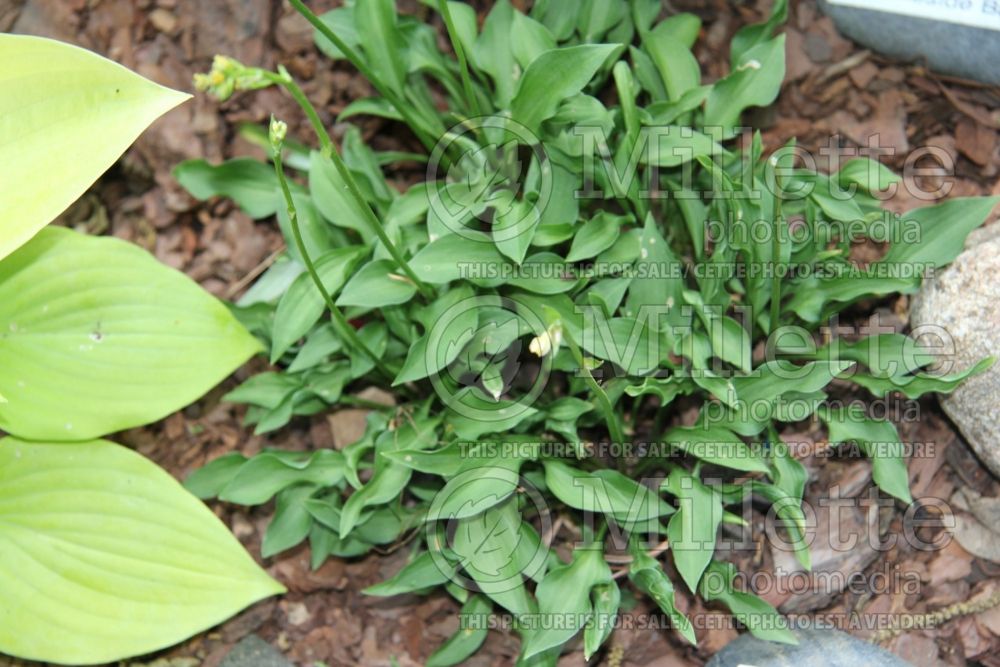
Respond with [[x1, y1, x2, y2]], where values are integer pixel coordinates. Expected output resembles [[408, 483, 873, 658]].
[[0, 437, 284, 664], [0, 34, 189, 260], [0, 227, 261, 440]]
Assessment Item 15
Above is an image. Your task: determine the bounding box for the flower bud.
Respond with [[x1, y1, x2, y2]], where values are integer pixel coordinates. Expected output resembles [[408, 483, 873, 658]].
[[269, 116, 288, 151]]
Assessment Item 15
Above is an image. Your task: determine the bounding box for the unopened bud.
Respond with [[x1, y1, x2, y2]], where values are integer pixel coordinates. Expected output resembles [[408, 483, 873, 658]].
[[269, 116, 288, 151]]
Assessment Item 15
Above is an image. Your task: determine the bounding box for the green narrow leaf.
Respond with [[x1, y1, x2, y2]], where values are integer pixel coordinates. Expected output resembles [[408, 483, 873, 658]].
[[566, 212, 621, 262], [0, 438, 283, 664], [817, 405, 912, 503], [0, 34, 189, 260], [426, 595, 492, 667], [270, 246, 366, 362], [521, 546, 612, 659], [365, 551, 454, 596], [451, 498, 536, 615], [664, 469, 721, 593], [704, 36, 786, 134], [409, 232, 511, 285], [880, 196, 1000, 269], [510, 43, 622, 134], [543, 460, 674, 526], [583, 580, 620, 659], [173, 158, 280, 219], [262, 484, 315, 557], [850, 358, 994, 399], [700, 560, 797, 644], [0, 228, 261, 441], [662, 424, 769, 473], [643, 20, 701, 101], [354, 0, 408, 96], [474, 0, 517, 106], [729, 0, 787, 64], [628, 550, 696, 644], [337, 258, 418, 308]]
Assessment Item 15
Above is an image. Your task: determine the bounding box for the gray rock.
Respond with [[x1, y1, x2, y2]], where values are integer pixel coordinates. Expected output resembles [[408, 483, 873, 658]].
[[219, 635, 293, 667], [818, 1, 1000, 85], [910, 224, 1000, 477], [706, 627, 913, 667]]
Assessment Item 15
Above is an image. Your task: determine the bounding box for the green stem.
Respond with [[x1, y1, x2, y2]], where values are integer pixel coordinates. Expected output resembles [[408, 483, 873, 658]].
[[770, 171, 783, 333], [273, 149, 396, 380], [265, 70, 435, 300], [564, 331, 626, 445], [437, 0, 481, 118], [286, 0, 437, 152]]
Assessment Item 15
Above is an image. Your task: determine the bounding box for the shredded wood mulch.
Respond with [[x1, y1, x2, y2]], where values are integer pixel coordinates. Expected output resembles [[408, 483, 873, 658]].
[[4, 0, 1000, 665]]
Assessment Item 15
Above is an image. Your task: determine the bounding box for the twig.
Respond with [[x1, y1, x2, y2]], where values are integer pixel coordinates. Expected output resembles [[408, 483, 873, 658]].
[[225, 244, 286, 299], [815, 50, 871, 86], [609, 539, 671, 579]]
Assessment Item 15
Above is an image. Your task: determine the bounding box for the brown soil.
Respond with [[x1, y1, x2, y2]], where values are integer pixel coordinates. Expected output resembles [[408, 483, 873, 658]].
[[4, 0, 1000, 665]]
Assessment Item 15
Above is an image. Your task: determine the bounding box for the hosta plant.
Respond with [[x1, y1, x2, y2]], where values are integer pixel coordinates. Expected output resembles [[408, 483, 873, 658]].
[[0, 34, 282, 664], [182, 0, 997, 664]]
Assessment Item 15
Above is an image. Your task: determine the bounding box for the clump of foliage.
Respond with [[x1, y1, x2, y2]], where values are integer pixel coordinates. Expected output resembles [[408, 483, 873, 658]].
[[0, 35, 281, 664], [182, 0, 997, 663]]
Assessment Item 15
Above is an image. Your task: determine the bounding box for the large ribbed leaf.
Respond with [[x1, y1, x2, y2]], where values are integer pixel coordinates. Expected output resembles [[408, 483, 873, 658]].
[[0, 438, 284, 664], [0, 34, 189, 260], [0, 227, 261, 440]]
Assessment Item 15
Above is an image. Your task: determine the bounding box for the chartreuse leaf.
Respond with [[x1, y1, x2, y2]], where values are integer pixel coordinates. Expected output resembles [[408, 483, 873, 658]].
[[0, 34, 189, 261], [0, 227, 260, 441], [628, 549, 696, 644], [0, 438, 283, 664], [700, 561, 796, 644], [817, 405, 912, 503]]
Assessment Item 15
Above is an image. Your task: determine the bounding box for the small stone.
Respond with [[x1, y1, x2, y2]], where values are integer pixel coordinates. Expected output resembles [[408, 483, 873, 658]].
[[148, 8, 177, 34], [219, 635, 293, 667], [285, 601, 311, 626]]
